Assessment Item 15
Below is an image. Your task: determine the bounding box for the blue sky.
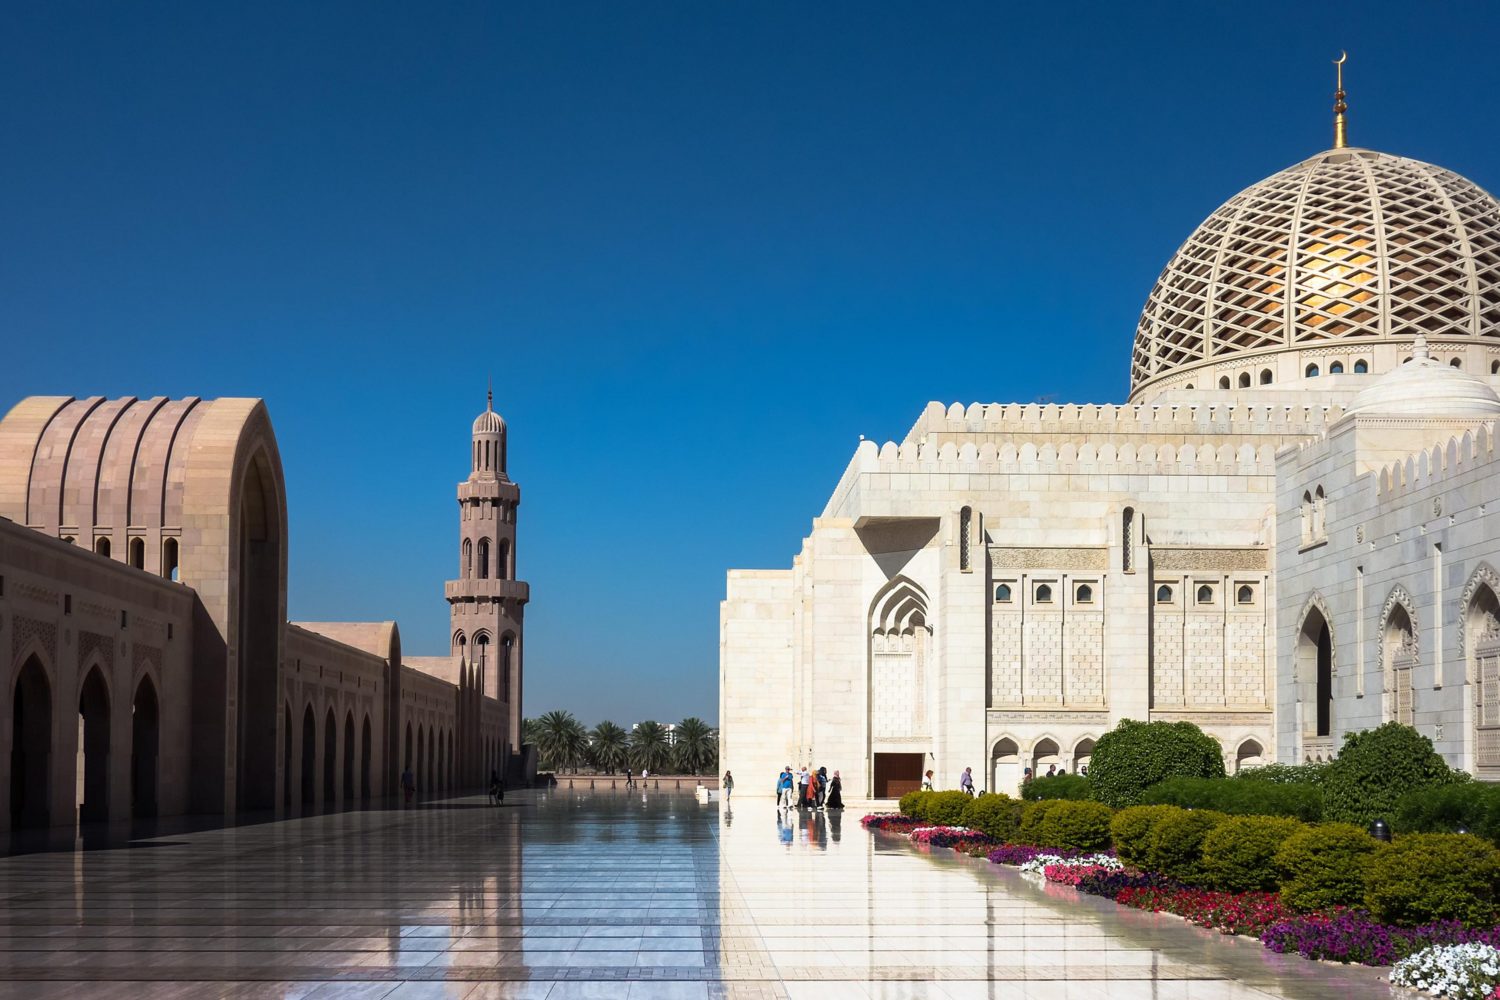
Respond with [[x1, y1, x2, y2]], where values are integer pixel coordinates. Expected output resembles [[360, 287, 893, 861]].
[[5, 2, 1500, 726]]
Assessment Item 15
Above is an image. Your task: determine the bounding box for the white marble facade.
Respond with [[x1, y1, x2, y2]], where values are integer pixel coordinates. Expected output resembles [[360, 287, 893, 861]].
[[722, 140, 1500, 798]]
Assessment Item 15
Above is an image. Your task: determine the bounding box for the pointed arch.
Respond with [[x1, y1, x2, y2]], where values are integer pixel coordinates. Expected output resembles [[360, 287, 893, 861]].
[[1462, 563, 1500, 774], [869, 575, 932, 635], [1379, 586, 1420, 725], [132, 675, 160, 818], [1295, 593, 1336, 739], [869, 575, 933, 740], [77, 666, 111, 823], [10, 654, 53, 829]]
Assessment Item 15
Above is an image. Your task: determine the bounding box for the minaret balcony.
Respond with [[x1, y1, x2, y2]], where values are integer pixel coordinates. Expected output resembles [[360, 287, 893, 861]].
[[445, 578, 530, 604]]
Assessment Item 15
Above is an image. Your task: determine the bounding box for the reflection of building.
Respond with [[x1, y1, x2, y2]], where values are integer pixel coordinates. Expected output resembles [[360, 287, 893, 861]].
[[721, 75, 1500, 797], [0, 390, 526, 833]]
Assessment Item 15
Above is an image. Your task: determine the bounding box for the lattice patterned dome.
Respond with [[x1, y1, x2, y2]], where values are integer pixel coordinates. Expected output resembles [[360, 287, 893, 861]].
[[1129, 147, 1500, 400]]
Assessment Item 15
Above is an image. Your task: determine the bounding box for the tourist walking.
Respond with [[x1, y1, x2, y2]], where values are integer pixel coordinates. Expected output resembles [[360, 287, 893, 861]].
[[400, 765, 415, 806], [1046, 764, 1057, 778], [777, 767, 794, 808], [826, 770, 844, 810], [488, 769, 504, 805], [921, 769, 934, 792], [815, 766, 828, 809], [805, 768, 820, 810], [723, 770, 734, 801], [959, 766, 975, 796], [797, 766, 811, 807]]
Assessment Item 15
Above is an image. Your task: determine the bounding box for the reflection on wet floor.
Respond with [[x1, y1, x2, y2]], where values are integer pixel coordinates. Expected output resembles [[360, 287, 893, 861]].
[[0, 790, 1393, 998]]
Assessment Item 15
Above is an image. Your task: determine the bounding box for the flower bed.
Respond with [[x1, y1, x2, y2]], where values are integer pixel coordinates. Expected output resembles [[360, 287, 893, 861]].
[[859, 811, 1500, 974], [1390, 943, 1500, 999]]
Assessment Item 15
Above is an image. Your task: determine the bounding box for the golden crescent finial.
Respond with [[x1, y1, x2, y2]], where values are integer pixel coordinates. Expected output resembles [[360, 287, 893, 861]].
[[1332, 51, 1349, 149]]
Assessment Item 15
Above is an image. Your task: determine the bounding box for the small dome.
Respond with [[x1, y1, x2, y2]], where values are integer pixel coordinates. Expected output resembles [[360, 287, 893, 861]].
[[1344, 340, 1500, 419], [472, 408, 505, 435]]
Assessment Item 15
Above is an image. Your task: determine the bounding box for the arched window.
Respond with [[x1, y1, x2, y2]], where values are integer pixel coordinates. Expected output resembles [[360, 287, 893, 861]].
[[1155, 584, 1173, 604], [1035, 584, 1053, 604], [1305, 363, 1320, 378], [478, 538, 490, 580], [1197, 584, 1214, 604], [1354, 359, 1369, 374], [162, 538, 179, 582], [1260, 368, 1273, 384], [1122, 507, 1135, 573], [1329, 361, 1344, 374], [1184, 384, 1193, 390], [1236, 584, 1254, 605], [1238, 372, 1251, 388], [1314, 486, 1327, 539], [1492, 361, 1499, 375], [498, 539, 511, 581], [1218, 376, 1230, 390], [62, 535, 75, 545], [1075, 584, 1094, 604], [94, 537, 111, 558], [1452, 358, 1464, 369], [129, 537, 145, 570], [959, 506, 973, 572], [1301, 490, 1314, 545], [462, 538, 472, 578], [994, 584, 1012, 603]]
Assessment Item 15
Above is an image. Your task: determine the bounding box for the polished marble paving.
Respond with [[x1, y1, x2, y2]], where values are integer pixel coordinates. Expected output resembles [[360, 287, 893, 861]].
[[0, 791, 1399, 998]]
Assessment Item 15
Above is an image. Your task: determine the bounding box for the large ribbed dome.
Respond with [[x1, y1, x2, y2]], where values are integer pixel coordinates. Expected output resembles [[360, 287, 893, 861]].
[[1129, 147, 1500, 399]]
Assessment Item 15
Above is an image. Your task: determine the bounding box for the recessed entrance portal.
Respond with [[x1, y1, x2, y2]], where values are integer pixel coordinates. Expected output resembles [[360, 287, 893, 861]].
[[10, 656, 52, 830], [77, 668, 111, 824], [132, 677, 160, 819], [872, 752, 924, 799]]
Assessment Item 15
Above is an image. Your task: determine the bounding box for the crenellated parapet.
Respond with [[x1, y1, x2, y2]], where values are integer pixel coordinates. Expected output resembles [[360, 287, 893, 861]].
[[908, 399, 1347, 443], [1376, 422, 1498, 499]]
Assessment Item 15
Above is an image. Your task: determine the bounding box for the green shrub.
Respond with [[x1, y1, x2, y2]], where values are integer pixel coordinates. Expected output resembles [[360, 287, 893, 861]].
[[1235, 761, 1330, 786], [898, 790, 931, 819], [1274, 822, 1379, 912], [1322, 722, 1468, 827], [1139, 776, 1323, 822], [1365, 833, 1500, 927], [960, 793, 1023, 842], [923, 790, 973, 826], [1110, 805, 1184, 869], [1035, 800, 1114, 851], [1017, 799, 1066, 845], [1200, 816, 1304, 892], [1146, 808, 1228, 884], [1394, 782, 1500, 838], [1087, 719, 1227, 808], [1022, 773, 1092, 801]]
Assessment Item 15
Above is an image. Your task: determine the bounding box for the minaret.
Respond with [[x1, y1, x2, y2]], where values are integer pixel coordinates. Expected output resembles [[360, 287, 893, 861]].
[[447, 384, 528, 784]]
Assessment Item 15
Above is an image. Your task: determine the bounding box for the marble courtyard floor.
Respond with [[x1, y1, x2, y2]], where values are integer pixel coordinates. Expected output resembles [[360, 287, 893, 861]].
[[0, 791, 1400, 999]]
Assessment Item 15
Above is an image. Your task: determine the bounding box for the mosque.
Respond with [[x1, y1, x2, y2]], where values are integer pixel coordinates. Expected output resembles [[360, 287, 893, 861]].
[[0, 389, 528, 833], [721, 67, 1500, 799]]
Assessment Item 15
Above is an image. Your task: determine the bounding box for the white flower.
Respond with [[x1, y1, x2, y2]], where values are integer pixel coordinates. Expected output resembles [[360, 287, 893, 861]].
[[1391, 944, 1500, 1000]]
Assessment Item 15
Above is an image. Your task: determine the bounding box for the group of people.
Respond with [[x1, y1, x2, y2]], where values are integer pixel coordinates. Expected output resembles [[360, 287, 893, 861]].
[[775, 765, 843, 810], [1020, 762, 1086, 785]]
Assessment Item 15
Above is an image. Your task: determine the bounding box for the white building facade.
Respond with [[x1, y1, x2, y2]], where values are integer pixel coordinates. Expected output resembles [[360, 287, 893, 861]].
[[722, 131, 1500, 798]]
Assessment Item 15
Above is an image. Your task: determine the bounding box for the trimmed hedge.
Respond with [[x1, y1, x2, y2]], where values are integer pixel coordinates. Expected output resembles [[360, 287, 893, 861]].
[[1235, 761, 1329, 786], [1146, 808, 1228, 884], [1021, 774, 1092, 801], [1200, 816, 1304, 892], [1035, 800, 1114, 851], [960, 794, 1023, 842], [1017, 799, 1066, 846], [922, 790, 973, 826], [898, 790, 930, 819], [1364, 833, 1500, 927], [1394, 782, 1500, 839], [1110, 805, 1184, 869], [1087, 719, 1227, 808], [1273, 822, 1379, 912], [1139, 776, 1323, 822], [1322, 722, 1467, 827]]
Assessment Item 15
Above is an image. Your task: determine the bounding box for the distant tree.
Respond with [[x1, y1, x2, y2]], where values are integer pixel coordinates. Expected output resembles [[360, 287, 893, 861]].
[[673, 717, 716, 775], [521, 717, 540, 749], [591, 721, 629, 774], [536, 710, 587, 773], [629, 721, 673, 774]]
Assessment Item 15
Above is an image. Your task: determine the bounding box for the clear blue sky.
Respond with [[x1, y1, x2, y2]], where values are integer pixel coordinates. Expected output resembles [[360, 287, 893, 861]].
[[4, 3, 1499, 727]]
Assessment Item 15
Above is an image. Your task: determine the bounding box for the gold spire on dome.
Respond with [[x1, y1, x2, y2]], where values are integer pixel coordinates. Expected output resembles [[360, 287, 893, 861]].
[[487, 375, 493, 412], [1333, 51, 1349, 149]]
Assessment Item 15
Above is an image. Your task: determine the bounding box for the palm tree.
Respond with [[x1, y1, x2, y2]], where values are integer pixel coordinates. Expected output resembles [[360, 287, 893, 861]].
[[629, 721, 672, 774], [591, 721, 629, 774], [673, 717, 716, 775], [536, 710, 583, 772]]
